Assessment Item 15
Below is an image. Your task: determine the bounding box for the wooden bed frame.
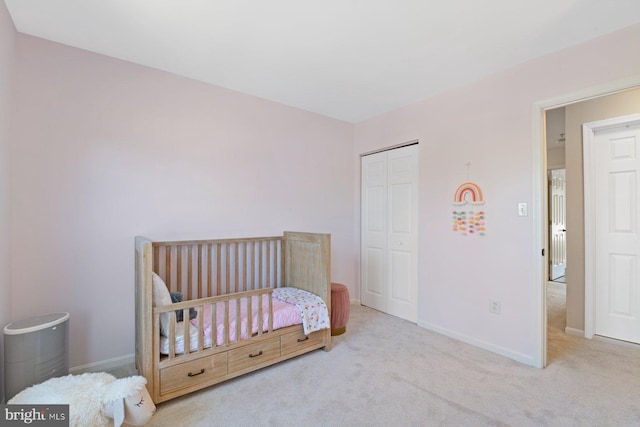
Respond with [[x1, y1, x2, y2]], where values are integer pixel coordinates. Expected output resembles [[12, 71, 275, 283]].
[[135, 231, 331, 403]]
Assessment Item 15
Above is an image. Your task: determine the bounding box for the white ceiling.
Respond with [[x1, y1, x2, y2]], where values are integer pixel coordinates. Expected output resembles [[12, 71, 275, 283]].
[[5, 0, 640, 123]]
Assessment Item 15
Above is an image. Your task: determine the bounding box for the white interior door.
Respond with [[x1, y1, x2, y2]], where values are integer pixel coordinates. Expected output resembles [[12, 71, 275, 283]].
[[549, 169, 566, 281], [361, 151, 388, 312], [361, 144, 418, 322], [585, 115, 640, 344]]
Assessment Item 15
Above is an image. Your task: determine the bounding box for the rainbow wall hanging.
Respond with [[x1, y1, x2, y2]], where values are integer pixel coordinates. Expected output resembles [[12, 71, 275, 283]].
[[452, 181, 486, 237]]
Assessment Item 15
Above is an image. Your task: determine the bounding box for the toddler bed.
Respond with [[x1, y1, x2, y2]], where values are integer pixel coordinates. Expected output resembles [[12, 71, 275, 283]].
[[135, 232, 331, 403]]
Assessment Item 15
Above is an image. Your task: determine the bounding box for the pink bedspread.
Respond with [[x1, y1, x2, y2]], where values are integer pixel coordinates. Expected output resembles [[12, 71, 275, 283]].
[[196, 294, 301, 346], [159, 287, 328, 355]]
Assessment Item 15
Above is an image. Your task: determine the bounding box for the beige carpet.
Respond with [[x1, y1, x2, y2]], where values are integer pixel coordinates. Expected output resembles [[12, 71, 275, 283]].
[[139, 284, 640, 426]]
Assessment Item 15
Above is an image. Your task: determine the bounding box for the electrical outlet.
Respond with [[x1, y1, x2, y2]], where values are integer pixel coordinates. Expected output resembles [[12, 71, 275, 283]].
[[489, 299, 501, 314]]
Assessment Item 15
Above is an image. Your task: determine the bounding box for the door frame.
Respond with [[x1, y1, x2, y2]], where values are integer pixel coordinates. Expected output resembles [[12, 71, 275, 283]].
[[582, 113, 640, 339], [532, 74, 640, 369]]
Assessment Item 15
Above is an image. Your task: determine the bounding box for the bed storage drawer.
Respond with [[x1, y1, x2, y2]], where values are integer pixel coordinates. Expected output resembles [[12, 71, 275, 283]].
[[160, 353, 228, 395], [227, 337, 280, 374], [281, 329, 325, 357]]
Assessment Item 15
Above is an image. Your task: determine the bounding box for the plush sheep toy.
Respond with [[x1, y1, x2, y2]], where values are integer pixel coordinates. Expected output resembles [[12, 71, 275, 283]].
[[8, 373, 156, 427]]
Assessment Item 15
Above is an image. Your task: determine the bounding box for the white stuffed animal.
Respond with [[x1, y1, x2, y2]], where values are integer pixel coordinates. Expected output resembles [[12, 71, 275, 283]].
[[8, 373, 156, 427]]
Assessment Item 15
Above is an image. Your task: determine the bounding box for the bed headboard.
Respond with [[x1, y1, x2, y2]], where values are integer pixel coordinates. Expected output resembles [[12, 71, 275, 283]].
[[136, 233, 330, 298], [149, 236, 284, 298], [142, 233, 330, 301]]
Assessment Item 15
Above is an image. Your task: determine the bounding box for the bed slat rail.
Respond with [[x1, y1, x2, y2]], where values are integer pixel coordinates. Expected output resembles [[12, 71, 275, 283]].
[[154, 288, 276, 363], [152, 237, 283, 298]]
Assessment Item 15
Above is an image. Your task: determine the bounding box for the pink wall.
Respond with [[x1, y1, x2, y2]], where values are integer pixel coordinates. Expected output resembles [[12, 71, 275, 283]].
[[354, 23, 640, 364], [7, 15, 640, 371], [0, 0, 16, 401], [10, 35, 355, 368]]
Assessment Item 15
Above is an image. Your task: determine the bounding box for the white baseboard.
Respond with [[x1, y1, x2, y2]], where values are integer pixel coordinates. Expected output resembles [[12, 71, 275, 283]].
[[564, 327, 584, 337], [417, 320, 536, 367], [565, 328, 640, 348], [592, 335, 640, 349], [70, 353, 135, 375], [350, 298, 361, 305]]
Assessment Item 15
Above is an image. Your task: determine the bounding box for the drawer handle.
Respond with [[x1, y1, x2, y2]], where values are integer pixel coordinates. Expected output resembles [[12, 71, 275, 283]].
[[297, 336, 309, 342], [249, 350, 263, 358], [187, 368, 205, 377]]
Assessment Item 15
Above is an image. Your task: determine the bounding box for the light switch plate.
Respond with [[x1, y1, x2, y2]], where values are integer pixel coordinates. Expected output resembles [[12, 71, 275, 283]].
[[518, 202, 528, 216]]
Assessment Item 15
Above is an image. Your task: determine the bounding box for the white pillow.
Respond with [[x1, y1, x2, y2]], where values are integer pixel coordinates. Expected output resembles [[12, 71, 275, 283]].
[[152, 272, 172, 336]]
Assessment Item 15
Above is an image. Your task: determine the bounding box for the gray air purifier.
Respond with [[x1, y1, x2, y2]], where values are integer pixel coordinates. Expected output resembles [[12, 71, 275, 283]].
[[4, 312, 69, 401]]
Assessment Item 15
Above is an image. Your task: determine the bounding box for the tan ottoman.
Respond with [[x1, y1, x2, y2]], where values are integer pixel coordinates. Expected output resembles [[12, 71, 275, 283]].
[[330, 283, 350, 336]]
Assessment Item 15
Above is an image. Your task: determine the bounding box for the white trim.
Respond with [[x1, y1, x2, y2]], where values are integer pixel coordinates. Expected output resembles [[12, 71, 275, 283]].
[[583, 114, 640, 131], [70, 353, 135, 374], [531, 102, 547, 369], [592, 334, 640, 349], [564, 327, 585, 337], [582, 114, 640, 340], [583, 121, 597, 340], [418, 321, 535, 367], [532, 74, 640, 370]]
